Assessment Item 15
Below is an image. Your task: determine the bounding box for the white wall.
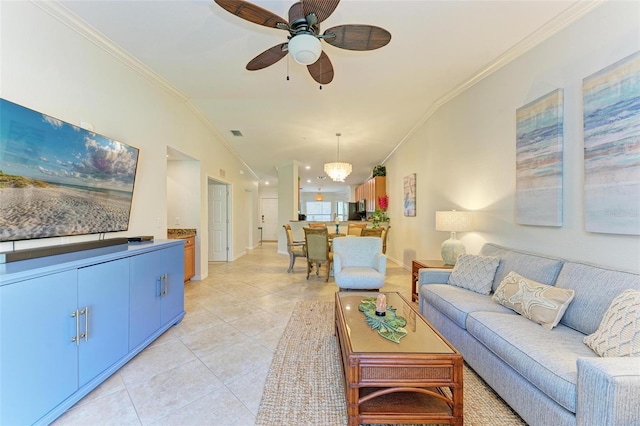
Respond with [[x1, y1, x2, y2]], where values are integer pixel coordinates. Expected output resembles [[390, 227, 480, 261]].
[[385, 1, 640, 272], [0, 2, 259, 276]]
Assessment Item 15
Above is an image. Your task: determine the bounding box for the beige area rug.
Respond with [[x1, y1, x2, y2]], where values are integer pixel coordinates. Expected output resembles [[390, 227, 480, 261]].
[[255, 300, 527, 426]]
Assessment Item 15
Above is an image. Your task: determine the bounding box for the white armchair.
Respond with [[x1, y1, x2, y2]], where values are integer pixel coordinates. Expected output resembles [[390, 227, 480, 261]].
[[332, 236, 386, 290]]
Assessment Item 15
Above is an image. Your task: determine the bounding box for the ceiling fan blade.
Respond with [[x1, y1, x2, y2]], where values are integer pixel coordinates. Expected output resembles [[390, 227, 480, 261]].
[[288, 2, 305, 25], [307, 51, 334, 84], [215, 0, 288, 29], [323, 25, 391, 51], [246, 44, 288, 70], [302, 0, 340, 23]]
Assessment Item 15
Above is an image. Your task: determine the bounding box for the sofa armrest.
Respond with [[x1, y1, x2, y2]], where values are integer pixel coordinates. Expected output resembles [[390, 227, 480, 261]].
[[376, 254, 387, 275], [418, 269, 452, 285], [577, 357, 640, 426], [333, 254, 343, 273]]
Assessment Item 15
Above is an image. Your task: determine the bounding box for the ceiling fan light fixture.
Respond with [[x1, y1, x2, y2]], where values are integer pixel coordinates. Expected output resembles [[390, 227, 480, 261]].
[[288, 33, 322, 65]]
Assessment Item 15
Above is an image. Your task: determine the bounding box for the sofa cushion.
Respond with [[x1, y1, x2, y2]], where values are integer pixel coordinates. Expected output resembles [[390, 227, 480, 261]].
[[492, 271, 575, 330], [480, 243, 564, 293], [583, 289, 640, 357], [335, 267, 385, 290], [447, 254, 500, 295], [467, 311, 597, 414], [420, 284, 515, 329], [555, 262, 640, 335]]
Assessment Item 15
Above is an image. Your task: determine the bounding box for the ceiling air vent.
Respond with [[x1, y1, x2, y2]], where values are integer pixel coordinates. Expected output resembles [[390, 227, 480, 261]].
[[230, 130, 243, 137]]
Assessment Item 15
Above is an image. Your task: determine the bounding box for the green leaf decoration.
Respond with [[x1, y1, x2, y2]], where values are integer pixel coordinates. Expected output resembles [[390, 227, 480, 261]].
[[358, 297, 408, 344]]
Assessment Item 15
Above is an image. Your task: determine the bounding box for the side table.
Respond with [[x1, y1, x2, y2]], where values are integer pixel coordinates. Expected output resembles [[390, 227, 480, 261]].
[[412, 259, 453, 302]]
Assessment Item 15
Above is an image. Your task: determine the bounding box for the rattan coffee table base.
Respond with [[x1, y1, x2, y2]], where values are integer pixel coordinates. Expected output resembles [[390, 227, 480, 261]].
[[335, 292, 463, 426]]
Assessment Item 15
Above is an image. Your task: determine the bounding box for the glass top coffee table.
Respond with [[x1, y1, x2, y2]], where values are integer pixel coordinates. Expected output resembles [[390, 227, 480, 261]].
[[335, 291, 463, 426]]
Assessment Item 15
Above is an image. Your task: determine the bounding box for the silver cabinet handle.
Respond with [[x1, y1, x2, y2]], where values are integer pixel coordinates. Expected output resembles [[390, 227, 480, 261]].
[[156, 276, 162, 297], [84, 306, 89, 342], [71, 310, 79, 344], [78, 308, 86, 341], [162, 274, 168, 296]]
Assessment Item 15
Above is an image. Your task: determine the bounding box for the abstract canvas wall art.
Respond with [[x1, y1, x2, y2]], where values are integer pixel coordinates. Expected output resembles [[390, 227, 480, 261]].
[[584, 51, 640, 235], [516, 89, 564, 226], [403, 173, 416, 217]]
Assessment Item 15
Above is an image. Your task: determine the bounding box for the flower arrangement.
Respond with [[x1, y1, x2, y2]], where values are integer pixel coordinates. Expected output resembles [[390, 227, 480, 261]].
[[371, 195, 390, 229]]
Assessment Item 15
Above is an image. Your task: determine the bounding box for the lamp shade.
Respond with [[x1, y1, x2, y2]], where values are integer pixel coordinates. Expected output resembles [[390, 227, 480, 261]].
[[435, 210, 473, 265], [288, 34, 322, 65], [435, 211, 473, 232], [324, 162, 352, 182]]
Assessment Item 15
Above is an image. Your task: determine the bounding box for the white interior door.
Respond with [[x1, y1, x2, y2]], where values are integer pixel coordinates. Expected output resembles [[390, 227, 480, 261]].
[[261, 198, 278, 241], [209, 182, 228, 261]]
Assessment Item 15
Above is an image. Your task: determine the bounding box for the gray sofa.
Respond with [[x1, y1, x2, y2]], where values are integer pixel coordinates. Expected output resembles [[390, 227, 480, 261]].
[[418, 243, 640, 426]]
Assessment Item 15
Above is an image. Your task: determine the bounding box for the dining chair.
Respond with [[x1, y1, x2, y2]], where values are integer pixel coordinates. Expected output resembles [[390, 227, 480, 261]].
[[309, 222, 327, 228], [283, 224, 306, 273], [361, 228, 383, 237], [380, 225, 390, 254], [347, 222, 367, 236], [303, 226, 333, 282]]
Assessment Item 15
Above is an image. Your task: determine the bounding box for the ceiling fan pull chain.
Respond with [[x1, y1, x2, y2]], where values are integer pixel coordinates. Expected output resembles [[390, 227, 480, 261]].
[[286, 55, 290, 81]]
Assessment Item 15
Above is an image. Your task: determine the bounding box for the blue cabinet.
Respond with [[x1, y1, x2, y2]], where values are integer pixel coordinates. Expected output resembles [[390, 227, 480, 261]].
[[0, 270, 78, 426], [0, 240, 185, 425], [129, 244, 184, 350], [77, 258, 130, 386]]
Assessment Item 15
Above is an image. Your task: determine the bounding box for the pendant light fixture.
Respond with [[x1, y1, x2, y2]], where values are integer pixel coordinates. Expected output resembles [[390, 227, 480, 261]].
[[324, 133, 352, 182], [315, 188, 324, 201]]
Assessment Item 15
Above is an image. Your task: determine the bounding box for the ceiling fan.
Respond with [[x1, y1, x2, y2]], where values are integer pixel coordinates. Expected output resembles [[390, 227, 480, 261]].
[[214, 0, 391, 84]]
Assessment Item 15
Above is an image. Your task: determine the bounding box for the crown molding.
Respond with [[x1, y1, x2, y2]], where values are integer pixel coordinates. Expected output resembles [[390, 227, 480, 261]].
[[32, 0, 260, 181], [382, 0, 605, 165]]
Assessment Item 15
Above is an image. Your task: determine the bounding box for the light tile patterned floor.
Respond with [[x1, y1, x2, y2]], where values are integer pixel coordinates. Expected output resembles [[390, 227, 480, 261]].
[[52, 242, 412, 425]]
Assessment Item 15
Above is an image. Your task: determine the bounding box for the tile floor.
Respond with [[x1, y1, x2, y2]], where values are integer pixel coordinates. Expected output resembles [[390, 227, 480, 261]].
[[52, 242, 413, 425]]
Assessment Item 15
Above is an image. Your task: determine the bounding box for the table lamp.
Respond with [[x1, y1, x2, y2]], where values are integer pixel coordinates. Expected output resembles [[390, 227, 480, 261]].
[[435, 210, 473, 265]]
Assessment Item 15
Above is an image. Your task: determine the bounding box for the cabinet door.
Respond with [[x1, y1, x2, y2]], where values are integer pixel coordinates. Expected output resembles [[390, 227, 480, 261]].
[[77, 258, 130, 386], [129, 249, 163, 349], [0, 271, 78, 426], [184, 239, 195, 282], [161, 244, 185, 326]]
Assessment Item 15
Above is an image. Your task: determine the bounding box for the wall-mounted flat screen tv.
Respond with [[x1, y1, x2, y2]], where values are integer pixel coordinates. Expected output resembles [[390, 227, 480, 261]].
[[0, 98, 139, 242]]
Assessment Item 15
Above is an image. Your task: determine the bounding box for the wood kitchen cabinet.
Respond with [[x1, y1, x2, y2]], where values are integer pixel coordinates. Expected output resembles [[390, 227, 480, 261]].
[[183, 237, 195, 282], [355, 176, 386, 212]]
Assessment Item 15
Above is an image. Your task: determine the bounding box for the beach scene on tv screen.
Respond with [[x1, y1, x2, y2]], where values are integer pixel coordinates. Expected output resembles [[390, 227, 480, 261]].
[[0, 99, 139, 242]]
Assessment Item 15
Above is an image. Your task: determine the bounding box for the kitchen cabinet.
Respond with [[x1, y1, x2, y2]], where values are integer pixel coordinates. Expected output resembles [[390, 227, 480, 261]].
[[355, 176, 386, 212], [183, 237, 195, 282], [0, 240, 185, 426]]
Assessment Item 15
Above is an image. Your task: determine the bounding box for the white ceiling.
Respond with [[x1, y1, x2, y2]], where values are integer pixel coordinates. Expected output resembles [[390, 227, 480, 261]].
[[58, 0, 589, 192]]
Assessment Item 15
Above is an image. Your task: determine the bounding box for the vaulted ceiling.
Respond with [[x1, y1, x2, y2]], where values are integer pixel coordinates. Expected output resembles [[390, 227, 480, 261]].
[[58, 0, 591, 192]]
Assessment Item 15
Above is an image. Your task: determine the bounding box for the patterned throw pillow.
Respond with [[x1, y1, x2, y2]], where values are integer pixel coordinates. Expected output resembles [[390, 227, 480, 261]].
[[447, 254, 500, 295], [491, 271, 574, 330], [583, 289, 640, 357]]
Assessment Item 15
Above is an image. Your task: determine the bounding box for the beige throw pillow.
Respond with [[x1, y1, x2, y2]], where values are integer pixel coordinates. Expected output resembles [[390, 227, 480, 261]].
[[447, 254, 500, 295], [583, 289, 640, 357], [492, 271, 575, 330]]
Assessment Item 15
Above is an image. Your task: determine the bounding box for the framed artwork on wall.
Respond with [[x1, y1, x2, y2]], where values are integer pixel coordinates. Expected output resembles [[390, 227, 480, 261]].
[[583, 51, 640, 235], [403, 173, 416, 217], [515, 88, 564, 226]]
